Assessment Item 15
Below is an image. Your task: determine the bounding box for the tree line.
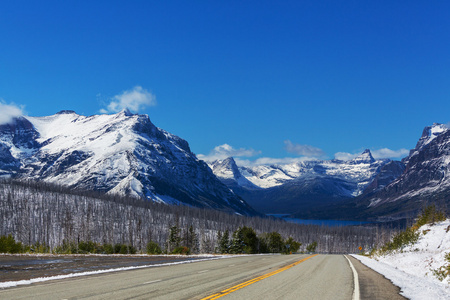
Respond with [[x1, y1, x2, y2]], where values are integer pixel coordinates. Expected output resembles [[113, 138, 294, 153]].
[[0, 179, 396, 254]]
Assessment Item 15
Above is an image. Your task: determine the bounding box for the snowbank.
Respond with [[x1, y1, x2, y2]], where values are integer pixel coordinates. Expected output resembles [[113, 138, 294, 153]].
[[352, 219, 450, 300]]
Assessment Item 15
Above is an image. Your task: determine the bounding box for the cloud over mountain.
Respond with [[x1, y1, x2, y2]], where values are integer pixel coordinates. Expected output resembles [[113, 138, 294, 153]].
[[198, 144, 261, 162], [284, 140, 325, 157], [100, 86, 156, 114], [0, 101, 24, 125], [335, 148, 409, 160]]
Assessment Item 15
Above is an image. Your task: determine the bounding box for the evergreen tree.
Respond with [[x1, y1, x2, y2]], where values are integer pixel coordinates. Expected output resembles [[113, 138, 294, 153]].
[[218, 229, 230, 253], [306, 241, 318, 253], [266, 232, 284, 253], [283, 237, 301, 254], [167, 225, 181, 253]]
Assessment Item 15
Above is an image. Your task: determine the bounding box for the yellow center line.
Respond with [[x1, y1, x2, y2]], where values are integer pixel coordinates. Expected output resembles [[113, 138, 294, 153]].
[[200, 254, 318, 300]]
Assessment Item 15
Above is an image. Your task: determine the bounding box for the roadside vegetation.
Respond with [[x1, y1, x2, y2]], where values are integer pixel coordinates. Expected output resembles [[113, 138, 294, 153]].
[[367, 205, 449, 283], [369, 205, 446, 256], [0, 226, 301, 255], [432, 251, 450, 283]]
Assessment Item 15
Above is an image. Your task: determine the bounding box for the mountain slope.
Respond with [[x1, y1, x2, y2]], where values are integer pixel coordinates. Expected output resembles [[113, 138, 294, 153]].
[[361, 123, 450, 218], [210, 150, 402, 215], [0, 110, 257, 215], [300, 123, 450, 221]]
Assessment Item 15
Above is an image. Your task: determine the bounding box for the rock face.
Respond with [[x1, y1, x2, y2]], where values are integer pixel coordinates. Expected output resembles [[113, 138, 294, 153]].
[[209, 150, 403, 215], [0, 110, 257, 216], [361, 123, 450, 217], [304, 123, 450, 221]]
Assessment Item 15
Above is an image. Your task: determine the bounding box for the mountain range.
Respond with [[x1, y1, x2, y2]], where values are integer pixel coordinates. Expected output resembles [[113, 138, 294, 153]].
[[0, 109, 449, 222], [210, 123, 450, 221], [0, 110, 257, 216], [209, 150, 405, 216]]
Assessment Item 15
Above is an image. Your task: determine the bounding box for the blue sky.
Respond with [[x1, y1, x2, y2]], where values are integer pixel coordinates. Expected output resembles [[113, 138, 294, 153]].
[[1, 1, 449, 165]]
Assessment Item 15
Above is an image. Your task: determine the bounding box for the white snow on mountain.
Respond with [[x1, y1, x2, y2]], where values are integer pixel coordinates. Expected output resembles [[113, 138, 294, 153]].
[[0, 110, 256, 215], [210, 149, 389, 196], [353, 219, 450, 300], [367, 123, 450, 207], [409, 123, 449, 158]]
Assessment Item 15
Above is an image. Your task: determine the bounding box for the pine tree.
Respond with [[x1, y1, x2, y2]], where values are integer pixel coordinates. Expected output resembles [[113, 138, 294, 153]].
[[167, 225, 181, 253]]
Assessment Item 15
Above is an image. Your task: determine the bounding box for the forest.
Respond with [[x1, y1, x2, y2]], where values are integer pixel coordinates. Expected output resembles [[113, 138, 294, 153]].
[[0, 179, 397, 254]]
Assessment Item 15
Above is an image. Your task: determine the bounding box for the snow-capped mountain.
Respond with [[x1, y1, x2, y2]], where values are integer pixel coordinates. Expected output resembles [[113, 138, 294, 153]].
[[209, 157, 259, 189], [212, 150, 391, 196], [209, 150, 403, 214], [299, 123, 450, 221], [0, 110, 257, 215], [365, 123, 450, 210]]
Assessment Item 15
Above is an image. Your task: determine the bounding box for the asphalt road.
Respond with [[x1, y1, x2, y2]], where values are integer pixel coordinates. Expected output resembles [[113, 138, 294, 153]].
[[0, 254, 405, 300]]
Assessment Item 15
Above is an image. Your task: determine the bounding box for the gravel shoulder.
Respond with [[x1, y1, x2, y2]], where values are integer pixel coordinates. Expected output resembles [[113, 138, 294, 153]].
[[348, 255, 407, 300]]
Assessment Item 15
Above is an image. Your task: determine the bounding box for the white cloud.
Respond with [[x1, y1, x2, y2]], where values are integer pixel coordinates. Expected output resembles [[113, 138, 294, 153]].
[[334, 148, 409, 161], [334, 152, 359, 161], [101, 86, 156, 114], [235, 156, 316, 167], [284, 140, 325, 157], [0, 101, 25, 125], [198, 144, 261, 162], [371, 148, 410, 159]]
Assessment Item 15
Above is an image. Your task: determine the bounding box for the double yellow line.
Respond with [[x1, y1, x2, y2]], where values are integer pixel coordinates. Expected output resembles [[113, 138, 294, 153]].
[[201, 254, 318, 300]]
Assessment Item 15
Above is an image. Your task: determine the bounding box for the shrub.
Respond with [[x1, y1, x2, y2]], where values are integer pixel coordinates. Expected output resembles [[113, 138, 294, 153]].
[[414, 205, 446, 228], [0, 235, 23, 253], [103, 243, 114, 254], [283, 237, 301, 254], [432, 252, 450, 283], [380, 227, 419, 253], [54, 240, 78, 254], [78, 241, 100, 254], [172, 246, 190, 255], [306, 241, 318, 253], [146, 241, 162, 254]]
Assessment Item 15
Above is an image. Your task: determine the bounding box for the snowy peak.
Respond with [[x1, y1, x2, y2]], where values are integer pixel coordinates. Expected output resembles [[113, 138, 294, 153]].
[[403, 123, 449, 165], [350, 149, 375, 164], [210, 157, 240, 180], [416, 123, 448, 151], [209, 157, 259, 189], [119, 108, 134, 117], [0, 110, 257, 215], [209, 150, 397, 199]]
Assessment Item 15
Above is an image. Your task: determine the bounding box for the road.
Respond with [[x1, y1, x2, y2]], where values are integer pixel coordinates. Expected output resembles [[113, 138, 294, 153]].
[[0, 254, 406, 300]]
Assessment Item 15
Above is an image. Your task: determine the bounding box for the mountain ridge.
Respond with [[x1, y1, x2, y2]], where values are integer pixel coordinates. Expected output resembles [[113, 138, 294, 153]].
[[0, 110, 257, 216], [208, 149, 402, 215]]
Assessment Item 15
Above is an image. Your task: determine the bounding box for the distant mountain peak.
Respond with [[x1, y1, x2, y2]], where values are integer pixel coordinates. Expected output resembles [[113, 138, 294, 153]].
[[0, 111, 257, 216], [210, 157, 240, 180], [351, 149, 375, 164], [209, 157, 259, 189], [119, 108, 134, 116]]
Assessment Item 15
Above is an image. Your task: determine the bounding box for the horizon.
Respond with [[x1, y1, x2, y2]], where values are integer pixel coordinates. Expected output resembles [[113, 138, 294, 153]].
[[1, 1, 449, 164]]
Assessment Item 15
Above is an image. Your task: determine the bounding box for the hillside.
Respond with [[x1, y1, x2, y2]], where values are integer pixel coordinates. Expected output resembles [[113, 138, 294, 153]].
[[210, 151, 405, 215], [0, 110, 256, 216], [353, 217, 450, 299]]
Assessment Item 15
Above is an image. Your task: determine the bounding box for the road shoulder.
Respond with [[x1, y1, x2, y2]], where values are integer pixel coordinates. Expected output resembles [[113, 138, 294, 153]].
[[348, 256, 407, 300]]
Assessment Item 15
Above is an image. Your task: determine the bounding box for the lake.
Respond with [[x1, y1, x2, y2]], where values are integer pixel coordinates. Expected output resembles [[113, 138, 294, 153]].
[[267, 214, 370, 227]]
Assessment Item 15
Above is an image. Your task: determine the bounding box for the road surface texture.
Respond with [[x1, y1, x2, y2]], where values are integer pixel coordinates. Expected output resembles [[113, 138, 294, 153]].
[[0, 254, 406, 300]]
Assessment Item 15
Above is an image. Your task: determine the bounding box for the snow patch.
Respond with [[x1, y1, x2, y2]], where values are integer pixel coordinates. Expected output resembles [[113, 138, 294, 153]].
[[352, 219, 450, 300]]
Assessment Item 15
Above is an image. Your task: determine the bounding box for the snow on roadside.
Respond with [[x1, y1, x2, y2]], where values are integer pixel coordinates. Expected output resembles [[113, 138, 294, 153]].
[[0, 255, 231, 289], [352, 219, 450, 300]]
